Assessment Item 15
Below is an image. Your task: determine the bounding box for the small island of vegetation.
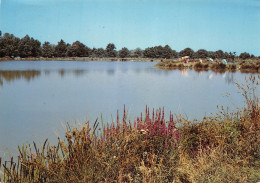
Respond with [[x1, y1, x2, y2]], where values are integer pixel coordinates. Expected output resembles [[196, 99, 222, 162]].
[[155, 57, 260, 73]]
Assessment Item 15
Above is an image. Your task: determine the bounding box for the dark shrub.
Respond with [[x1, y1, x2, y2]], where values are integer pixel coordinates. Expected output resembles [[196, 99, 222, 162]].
[[178, 63, 184, 68], [212, 63, 226, 70], [228, 64, 237, 70], [194, 62, 203, 69]]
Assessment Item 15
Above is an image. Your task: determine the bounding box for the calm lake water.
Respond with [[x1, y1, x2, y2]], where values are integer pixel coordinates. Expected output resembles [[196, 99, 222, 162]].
[[0, 61, 257, 158]]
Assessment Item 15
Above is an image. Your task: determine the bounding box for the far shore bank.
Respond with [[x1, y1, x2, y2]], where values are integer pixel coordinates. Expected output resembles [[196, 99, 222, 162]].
[[0, 57, 159, 62], [1, 57, 259, 73]]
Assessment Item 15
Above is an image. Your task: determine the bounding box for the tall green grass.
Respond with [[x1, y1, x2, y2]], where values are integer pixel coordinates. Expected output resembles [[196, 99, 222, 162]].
[[1, 76, 259, 182]]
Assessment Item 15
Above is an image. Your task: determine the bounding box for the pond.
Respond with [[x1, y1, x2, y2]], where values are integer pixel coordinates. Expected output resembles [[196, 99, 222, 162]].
[[0, 61, 256, 158]]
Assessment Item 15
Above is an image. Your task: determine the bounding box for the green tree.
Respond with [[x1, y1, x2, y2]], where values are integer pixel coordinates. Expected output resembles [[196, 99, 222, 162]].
[[0, 33, 2, 57], [215, 50, 224, 59], [172, 50, 178, 58], [224, 52, 229, 59], [143, 47, 156, 58], [66, 41, 91, 57], [18, 35, 41, 58], [42, 41, 55, 58], [161, 45, 173, 59], [18, 35, 32, 58], [179, 48, 194, 58], [0, 33, 20, 57], [92, 48, 106, 58], [66, 44, 75, 57], [118, 47, 130, 58], [130, 48, 143, 58], [239, 52, 250, 60], [154, 46, 164, 58], [143, 45, 173, 58], [30, 38, 42, 57], [194, 49, 208, 58], [229, 52, 236, 61], [106, 43, 117, 57], [55, 39, 67, 57], [208, 51, 217, 59], [12, 37, 20, 57]]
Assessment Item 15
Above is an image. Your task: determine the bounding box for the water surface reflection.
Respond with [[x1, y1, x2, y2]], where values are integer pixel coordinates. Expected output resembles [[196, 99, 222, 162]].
[[0, 67, 246, 86], [0, 70, 41, 86]]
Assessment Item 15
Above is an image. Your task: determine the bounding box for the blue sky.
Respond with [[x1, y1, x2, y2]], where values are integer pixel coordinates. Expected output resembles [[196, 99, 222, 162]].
[[0, 0, 260, 55]]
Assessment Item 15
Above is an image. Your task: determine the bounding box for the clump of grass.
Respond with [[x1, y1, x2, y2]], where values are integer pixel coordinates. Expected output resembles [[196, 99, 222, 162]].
[[193, 62, 209, 70], [155, 61, 178, 69], [155, 62, 165, 67], [211, 62, 227, 70], [177, 63, 184, 69], [240, 63, 260, 73], [165, 61, 177, 68], [1, 77, 259, 182], [227, 64, 237, 71], [193, 62, 203, 69], [203, 63, 209, 69]]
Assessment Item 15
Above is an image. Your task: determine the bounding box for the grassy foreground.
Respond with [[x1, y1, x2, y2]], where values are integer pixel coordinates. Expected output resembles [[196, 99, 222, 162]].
[[0, 76, 259, 183]]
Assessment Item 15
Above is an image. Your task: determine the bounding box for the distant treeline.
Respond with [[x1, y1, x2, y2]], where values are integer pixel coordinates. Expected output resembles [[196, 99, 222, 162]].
[[0, 30, 259, 60]]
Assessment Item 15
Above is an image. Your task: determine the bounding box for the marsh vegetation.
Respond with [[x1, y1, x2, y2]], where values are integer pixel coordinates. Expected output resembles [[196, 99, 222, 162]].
[[155, 59, 260, 73]]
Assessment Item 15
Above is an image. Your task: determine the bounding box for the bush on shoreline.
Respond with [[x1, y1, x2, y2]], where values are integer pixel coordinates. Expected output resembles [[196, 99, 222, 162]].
[[0, 76, 259, 182]]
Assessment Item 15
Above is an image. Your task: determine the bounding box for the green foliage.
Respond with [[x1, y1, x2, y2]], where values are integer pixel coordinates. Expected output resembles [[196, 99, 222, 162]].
[[172, 50, 178, 58], [130, 48, 143, 58], [42, 42, 55, 58], [54, 39, 67, 57], [143, 45, 174, 59], [0, 33, 20, 57], [239, 52, 251, 60], [215, 50, 224, 59], [18, 35, 32, 58], [0, 30, 260, 60], [106, 43, 117, 57], [118, 47, 130, 58], [66, 41, 91, 57], [91, 48, 106, 58], [194, 49, 208, 58], [179, 47, 194, 58], [18, 35, 42, 58], [207, 51, 217, 59]]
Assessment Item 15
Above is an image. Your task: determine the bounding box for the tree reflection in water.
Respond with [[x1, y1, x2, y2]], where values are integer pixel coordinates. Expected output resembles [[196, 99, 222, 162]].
[[0, 70, 41, 86]]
